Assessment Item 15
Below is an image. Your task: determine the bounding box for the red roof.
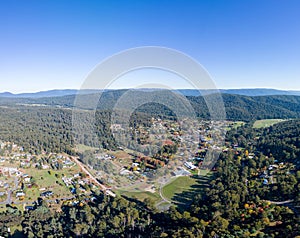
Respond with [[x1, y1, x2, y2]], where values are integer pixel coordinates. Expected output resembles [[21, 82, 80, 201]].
[[163, 140, 173, 145]]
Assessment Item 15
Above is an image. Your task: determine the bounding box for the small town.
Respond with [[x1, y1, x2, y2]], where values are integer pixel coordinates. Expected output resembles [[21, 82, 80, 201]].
[[0, 117, 297, 218], [0, 140, 110, 214]]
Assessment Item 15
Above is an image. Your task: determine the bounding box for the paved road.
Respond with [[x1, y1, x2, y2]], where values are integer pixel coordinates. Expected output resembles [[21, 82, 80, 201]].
[[158, 184, 171, 204], [71, 156, 116, 197], [0, 156, 116, 206], [264, 199, 299, 217], [155, 176, 175, 208], [155, 178, 173, 211], [0, 177, 19, 205], [264, 199, 294, 205]]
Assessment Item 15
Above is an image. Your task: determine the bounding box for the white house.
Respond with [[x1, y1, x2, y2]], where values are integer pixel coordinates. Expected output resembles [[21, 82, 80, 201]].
[[184, 161, 197, 170]]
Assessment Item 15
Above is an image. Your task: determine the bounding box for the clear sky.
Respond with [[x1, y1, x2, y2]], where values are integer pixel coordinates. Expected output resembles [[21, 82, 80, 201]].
[[0, 0, 299, 93]]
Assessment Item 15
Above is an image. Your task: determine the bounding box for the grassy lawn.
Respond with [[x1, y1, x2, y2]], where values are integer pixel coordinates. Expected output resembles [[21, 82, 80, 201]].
[[117, 190, 161, 204], [20, 165, 81, 202], [112, 151, 132, 159], [162, 173, 213, 209], [162, 176, 198, 201], [253, 119, 286, 129], [118, 173, 214, 209], [156, 201, 171, 209], [228, 121, 246, 130], [0, 205, 7, 213], [75, 144, 98, 153]]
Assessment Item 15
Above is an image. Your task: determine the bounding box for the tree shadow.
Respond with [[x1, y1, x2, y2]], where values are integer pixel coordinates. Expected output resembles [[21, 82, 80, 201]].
[[171, 175, 213, 211], [11, 230, 26, 238], [121, 195, 152, 212]]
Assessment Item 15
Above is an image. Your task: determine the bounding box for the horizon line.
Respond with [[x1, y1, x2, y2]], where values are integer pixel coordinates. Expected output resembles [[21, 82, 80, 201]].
[[1, 87, 300, 94]]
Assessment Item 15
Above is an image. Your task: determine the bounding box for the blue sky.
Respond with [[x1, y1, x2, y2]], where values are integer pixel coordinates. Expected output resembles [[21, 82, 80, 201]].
[[0, 0, 299, 93]]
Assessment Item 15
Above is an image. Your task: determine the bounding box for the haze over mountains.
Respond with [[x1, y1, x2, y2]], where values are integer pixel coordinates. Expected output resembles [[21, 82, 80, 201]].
[[1, 88, 300, 122], [1, 88, 300, 98]]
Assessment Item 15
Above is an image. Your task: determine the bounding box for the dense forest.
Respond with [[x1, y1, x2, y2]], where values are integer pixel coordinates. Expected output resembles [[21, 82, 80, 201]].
[[1, 91, 300, 120], [1, 92, 300, 154], [227, 120, 300, 167], [256, 120, 300, 165], [0, 106, 160, 154]]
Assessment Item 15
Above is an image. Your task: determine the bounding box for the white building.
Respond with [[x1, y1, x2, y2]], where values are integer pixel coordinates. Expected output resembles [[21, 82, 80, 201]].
[[184, 161, 197, 170]]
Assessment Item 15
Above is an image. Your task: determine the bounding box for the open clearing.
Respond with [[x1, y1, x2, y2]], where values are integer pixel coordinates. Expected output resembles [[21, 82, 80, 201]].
[[162, 173, 213, 208], [117, 190, 161, 204], [75, 144, 98, 153], [162, 176, 197, 201], [253, 119, 287, 129], [228, 121, 246, 130], [117, 172, 214, 210], [18, 165, 81, 202]]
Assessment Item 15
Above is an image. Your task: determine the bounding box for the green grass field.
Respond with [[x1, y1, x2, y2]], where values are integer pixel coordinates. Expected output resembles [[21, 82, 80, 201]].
[[21, 165, 81, 202], [118, 190, 161, 204], [162, 176, 197, 201], [253, 119, 286, 128], [228, 121, 246, 130], [162, 173, 213, 207], [75, 144, 98, 153], [117, 173, 214, 210]]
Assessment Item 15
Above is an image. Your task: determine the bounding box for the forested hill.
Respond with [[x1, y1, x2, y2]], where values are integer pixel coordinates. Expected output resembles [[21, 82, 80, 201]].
[[1, 91, 300, 121], [226, 118, 300, 165], [190, 94, 300, 121], [256, 119, 300, 166], [0, 92, 300, 154]]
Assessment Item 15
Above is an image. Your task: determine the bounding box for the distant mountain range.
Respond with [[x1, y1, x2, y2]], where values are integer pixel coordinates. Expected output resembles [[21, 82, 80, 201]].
[[1, 88, 300, 98], [1, 89, 300, 122], [178, 89, 300, 97], [0, 89, 81, 98]]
